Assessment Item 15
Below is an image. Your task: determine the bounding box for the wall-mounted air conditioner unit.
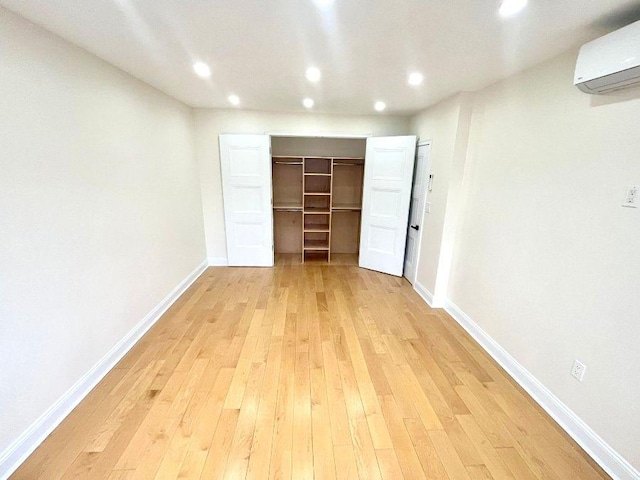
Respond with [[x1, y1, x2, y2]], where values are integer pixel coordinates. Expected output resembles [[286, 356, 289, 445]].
[[575, 20, 640, 94]]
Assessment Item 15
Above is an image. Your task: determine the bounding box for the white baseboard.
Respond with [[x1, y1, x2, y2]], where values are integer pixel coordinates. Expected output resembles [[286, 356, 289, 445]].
[[413, 281, 436, 308], [443, 299, 639, 480], [0, 259, 208, 480], [208, 256, 228, 266]]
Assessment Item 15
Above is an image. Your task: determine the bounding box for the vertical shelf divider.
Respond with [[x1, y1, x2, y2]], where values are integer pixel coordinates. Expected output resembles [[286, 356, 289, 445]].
[[302, 157, 333, 263], [328, 158, 334, 263]]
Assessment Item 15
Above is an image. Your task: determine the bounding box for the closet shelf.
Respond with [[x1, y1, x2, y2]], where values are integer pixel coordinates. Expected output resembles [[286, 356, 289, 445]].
[[304, 208, 331, 214], [304, 192, 331, 196], [274, 202, 303, 211], [304, 173, 332, 176], [304, 225, 330, 232], [304, 240, 330, 250], [332, 204, 362, 211]]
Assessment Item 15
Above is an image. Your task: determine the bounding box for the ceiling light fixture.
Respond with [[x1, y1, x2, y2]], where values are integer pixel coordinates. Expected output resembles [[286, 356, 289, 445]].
[[228, 94, 240, 106], [303, 98, 315, 108], [374, 101, 386, 112], [193, 61, 211, 78], [499, 0, 527, 17], [408, 72, 424, 86], [306, 67, 321, 83]]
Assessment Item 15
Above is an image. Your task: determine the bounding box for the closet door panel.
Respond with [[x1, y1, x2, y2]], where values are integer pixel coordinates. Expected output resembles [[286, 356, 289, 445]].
[[219, 134, 273, 266], [359, 135, 417, 276]]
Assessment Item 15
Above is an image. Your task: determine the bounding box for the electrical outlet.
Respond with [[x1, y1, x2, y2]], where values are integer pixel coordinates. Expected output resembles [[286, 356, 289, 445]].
[[622, 185, 639, 208], [571, 359, 586, 382]]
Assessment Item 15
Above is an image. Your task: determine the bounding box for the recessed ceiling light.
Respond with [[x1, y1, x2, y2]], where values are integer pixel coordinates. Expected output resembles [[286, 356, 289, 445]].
[[228, 94, 240, 106], [303, 98, 315, 108], [193, 61, 211, 78], [313, 0, 335, 7], [306, 67, 321, 83], [408, 72, 424, 86], [374, 101, 386, 112], [499, 0, 527, 17]]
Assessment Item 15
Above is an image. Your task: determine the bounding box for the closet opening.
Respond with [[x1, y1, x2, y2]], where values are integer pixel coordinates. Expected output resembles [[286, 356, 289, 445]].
[[271, 136, 366, 265]]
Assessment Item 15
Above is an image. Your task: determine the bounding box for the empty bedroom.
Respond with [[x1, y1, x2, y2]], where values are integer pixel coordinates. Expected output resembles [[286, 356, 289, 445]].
[[1, 0, 639, 479]]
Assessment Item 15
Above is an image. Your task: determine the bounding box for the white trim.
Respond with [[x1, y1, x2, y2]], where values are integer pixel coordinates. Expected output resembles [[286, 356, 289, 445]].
[[267, 131, 371, 139], [413, 281, 436, 308], [208, 256, 229, 266], [443, 299, 640, 480], [0, 259, 208, 480]]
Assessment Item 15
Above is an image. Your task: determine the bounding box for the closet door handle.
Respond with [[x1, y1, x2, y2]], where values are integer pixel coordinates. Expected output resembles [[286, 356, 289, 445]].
[[411, 224, 419, 231]]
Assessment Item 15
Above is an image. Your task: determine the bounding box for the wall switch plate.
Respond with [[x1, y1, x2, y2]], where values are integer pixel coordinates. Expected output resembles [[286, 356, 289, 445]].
[[622, 185, 639, 208], [571, 359, 586, 382]]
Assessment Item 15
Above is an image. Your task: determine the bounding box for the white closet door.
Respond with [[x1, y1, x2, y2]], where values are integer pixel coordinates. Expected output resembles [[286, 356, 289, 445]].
[[359, 135, 417, 276], [219, 134, 273, 267]]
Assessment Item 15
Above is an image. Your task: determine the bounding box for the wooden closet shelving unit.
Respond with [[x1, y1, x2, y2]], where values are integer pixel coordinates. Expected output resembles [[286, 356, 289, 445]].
[[272, 155, 364, 263]]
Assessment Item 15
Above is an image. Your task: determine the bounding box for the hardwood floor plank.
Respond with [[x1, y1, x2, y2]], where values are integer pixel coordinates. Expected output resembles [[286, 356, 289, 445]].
[[245, 336, 283, 480], [429, 429, 473, 480], [268, 311, 296, 480], [321, 340, 352, 447], [403, 418, 450, 480], [378, 394, 426, 479], [291, 351, 313, 480], [334, 444, 359, 480], [456, 414, 516, 480], [375, 449, 405, 479], [222, 361, 266, 480], [310, 367, 337, 480], [198, 408, 240, 480]]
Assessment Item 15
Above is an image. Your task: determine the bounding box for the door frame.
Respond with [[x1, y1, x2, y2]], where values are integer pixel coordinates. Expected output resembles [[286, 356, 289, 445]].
[[268, 132, 369, 266], [405, 140, 432, 286]]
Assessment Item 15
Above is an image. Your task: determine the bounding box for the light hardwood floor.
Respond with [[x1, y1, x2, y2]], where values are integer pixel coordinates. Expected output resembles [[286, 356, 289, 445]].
[[12, 254, 609, 479]]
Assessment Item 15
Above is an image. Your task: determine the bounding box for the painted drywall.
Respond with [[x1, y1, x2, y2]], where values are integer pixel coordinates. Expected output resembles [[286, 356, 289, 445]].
[[409, 94, 472, 304], [446, 50, 640, 469], [0, 6, 206, 458], [194, 109, 410, 260]]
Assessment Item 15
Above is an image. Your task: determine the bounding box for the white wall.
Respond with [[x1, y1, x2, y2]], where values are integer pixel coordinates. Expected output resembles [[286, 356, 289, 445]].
[[430, 50, 640, 471], [194, 109, 410, 261], [0, 7, 206, 461], [410, 94, 472, 304]]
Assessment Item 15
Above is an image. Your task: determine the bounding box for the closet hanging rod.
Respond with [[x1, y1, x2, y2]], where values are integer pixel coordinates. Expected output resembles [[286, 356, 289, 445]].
[[274, 161, 303, 165]]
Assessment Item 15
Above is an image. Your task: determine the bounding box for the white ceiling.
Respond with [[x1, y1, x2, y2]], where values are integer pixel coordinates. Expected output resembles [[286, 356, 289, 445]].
[[2, 0, 639, 114]]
